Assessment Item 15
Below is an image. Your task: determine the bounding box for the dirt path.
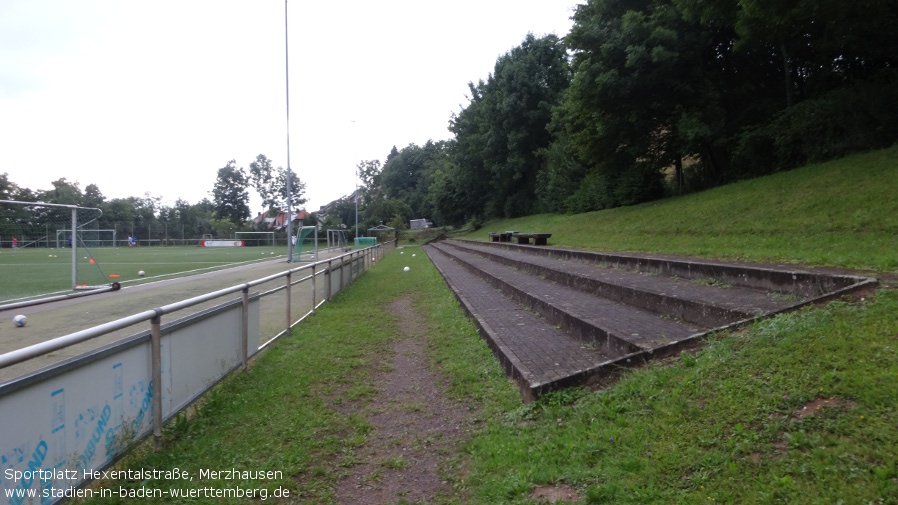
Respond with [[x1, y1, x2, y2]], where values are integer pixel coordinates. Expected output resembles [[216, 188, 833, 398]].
[[335, 297, 473, 504]]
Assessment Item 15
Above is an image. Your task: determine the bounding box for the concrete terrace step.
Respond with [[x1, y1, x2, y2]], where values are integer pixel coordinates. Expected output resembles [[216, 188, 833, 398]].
[[424, 245, 618, 401], [424, 239, 876, 402], [431, 241, 703, 353], [443, 239, 799, 328]]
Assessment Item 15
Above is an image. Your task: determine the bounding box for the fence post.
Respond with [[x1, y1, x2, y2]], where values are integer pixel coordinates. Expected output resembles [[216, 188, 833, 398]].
[[241, 287, 249, 371], [340, 254, 345, 291], [326, 259, 332, 301], [151, 311, 163, 450], [285, 272, 292, 334], [311, 264, 317, 314]]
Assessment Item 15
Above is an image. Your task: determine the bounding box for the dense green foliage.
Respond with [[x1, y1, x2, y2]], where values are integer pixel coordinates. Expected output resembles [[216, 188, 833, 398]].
[[361, 0, 898, 225]]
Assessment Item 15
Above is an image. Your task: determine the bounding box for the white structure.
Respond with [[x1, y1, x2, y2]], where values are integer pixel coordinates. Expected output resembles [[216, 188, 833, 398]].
[[409, 219, 433, 230]]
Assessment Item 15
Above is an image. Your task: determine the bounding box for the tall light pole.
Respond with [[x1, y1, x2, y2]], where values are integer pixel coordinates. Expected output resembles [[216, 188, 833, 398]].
[[352, 120, 358, 240], [284, 0, 294, 262]]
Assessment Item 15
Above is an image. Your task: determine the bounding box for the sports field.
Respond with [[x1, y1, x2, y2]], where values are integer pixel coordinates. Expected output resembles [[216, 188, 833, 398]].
[[0, 244, 321, 304], [0, 243, 353, 382]]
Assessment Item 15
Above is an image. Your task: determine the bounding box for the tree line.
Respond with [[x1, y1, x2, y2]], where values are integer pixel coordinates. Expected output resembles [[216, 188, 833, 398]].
[[353, 0, 898, 230], [0, 153, 309, 243], [4, 0, 897, 240]]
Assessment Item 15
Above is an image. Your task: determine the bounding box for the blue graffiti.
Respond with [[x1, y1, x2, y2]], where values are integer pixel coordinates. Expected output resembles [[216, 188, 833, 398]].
[[76, 405, 110, 470], [7, 440, 47, 505]]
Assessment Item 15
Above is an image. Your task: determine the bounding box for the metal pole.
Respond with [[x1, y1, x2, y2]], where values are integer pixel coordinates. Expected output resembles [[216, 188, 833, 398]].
[[70, 208, 77, 289], [326, 259, 332, 301], [285, 272, 292, 332], [285, 0, 294, 262], [151, 313, 163, 449], [241, 288, 249, 371], [311, 264, 317, 313]]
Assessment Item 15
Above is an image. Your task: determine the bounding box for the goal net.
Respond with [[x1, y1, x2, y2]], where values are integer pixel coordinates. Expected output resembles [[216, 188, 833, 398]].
[[56, 228, 117, 248], [327, 229, 347, 251], [0, 200, 115, 303], [235, 231, 276, 247], [291, 226, 317, 262]]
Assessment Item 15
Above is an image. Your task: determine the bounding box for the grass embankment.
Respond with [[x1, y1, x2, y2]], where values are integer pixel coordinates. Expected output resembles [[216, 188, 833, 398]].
[[83, 147, 897, 504], [460, 146, 898, 271]]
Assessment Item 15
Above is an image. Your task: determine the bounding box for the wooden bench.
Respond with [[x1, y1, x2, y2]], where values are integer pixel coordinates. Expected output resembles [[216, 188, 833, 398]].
[[511, 233, 552, 246], [488, 231, 517, 243]]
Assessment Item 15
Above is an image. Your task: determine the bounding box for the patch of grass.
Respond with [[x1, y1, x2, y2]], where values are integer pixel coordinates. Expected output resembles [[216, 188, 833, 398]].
[[382, 455, 410, 470], [464, 290, 898, 504], [0, 245, 285, 302]]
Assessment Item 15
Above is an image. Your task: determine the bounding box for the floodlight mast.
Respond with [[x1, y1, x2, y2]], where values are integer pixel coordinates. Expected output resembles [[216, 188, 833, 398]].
[[285, 0, 294, 262]]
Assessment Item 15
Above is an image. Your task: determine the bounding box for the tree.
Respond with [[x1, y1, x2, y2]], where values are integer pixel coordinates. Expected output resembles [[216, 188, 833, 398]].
[[379, 141, 449, 220], [82, 184, 105, 209], [0, 173, 21, 201], [249, 154, 307, 214], [40, 178, 82, 206], [211, 160, 251, 226], [362, 197, 412, 232], [356, 159, 382, 197], [429, 156, 469, 226], [450, 33, 571, 218], [248, 154, 277, 210], [674, 0, 898, 170], [559, 0, 741, 202]]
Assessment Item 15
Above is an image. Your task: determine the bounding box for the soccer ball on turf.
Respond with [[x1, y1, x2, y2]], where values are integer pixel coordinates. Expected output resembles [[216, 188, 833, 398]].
[[138, 270, 146, 277], [13, 315, 26, 327], [403, 266, 410, 272]]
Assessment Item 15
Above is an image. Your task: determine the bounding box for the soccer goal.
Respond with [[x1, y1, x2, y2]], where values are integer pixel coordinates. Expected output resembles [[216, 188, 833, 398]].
[[0, 200, 117, 302], [327, 229, 347, 251], [291, 226, 318, 262], [56, 228, 117, 248], [235, 231, 276, 247]]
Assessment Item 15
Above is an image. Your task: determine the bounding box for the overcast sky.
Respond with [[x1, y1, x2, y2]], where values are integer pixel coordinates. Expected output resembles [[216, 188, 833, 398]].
[[0, 0, 577, 212]]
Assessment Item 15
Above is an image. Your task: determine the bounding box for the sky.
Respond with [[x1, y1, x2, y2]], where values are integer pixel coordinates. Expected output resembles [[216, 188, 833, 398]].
[[0, 0, 578, 213]]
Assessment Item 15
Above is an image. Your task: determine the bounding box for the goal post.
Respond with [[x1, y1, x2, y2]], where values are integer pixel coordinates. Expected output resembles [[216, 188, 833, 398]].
[[0, 199, 113, 301], [326, 229, 347, 251], [234, 231, 276, 247], [291, 226, 317, 262], [56, 229, 117, 248]]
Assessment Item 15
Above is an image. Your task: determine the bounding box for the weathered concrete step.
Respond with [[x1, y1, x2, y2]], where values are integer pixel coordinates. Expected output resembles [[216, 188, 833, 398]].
[[424, 245, 618, 401], [430, 242, 703, 356], [454, 238, 869, 298], [444, 239, 796, 328]]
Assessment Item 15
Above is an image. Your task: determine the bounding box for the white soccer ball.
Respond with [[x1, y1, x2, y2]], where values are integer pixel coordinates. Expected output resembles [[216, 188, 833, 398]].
[[138, 270, 145, 277], [403, 266, 410, 272], [13, 315, 26, 327], [412, 253, 416, 257]]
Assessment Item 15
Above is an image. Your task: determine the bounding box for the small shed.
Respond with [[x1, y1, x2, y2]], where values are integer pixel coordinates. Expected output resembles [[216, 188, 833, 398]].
[[409, 218, 433, 230]]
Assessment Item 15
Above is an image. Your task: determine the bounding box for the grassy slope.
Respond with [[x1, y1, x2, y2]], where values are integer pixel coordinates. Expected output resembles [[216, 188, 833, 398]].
[[459, 146, 898, 271], [80, 147, 898, 504]]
